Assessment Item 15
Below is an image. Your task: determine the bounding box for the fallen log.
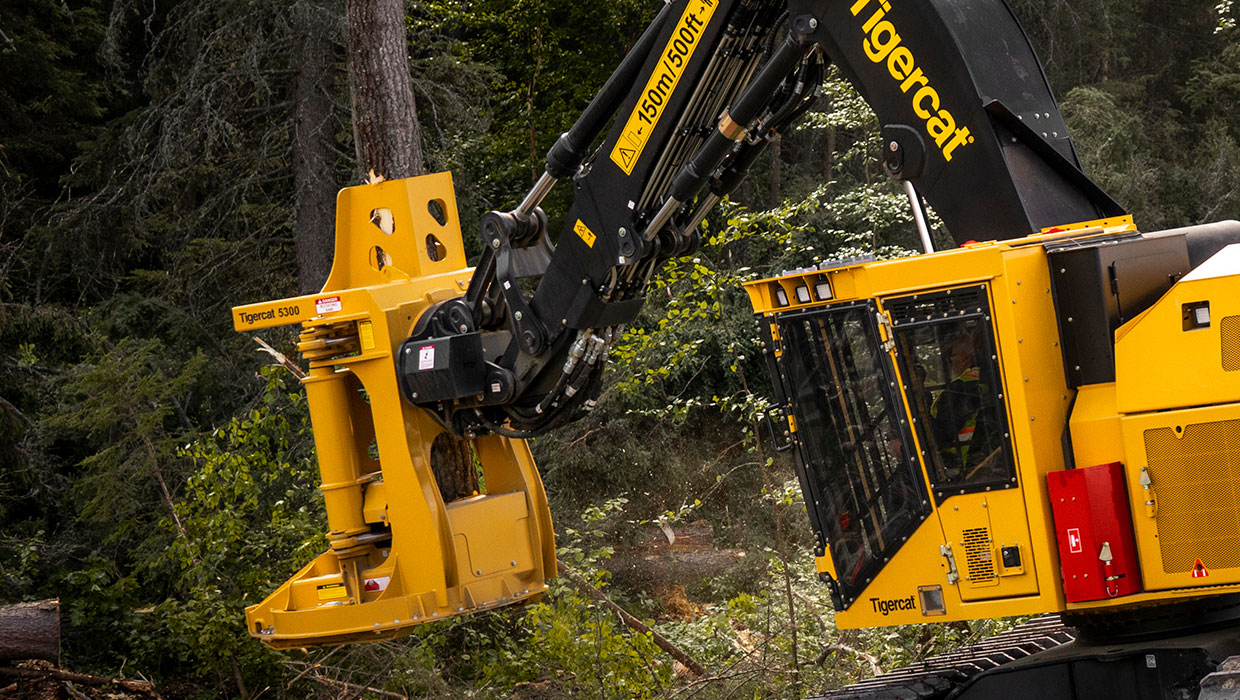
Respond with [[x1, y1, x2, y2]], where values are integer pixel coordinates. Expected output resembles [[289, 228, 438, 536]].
[[0, 668, 161, 699], [0, 599, 59, 663], [556, 559, 708, 677]]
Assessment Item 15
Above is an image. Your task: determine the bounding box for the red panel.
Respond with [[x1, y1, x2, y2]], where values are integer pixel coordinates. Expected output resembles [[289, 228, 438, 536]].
[[1047, 463, 1143, 603]]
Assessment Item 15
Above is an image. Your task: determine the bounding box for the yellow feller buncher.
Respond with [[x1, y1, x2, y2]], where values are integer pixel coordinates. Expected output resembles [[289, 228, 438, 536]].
[[234, 0, 1240, 697]]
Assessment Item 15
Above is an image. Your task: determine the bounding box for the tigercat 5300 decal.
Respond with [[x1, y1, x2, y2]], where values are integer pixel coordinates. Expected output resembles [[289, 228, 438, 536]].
[[850, 0, 974, 162], [609, 0, 719, 175]]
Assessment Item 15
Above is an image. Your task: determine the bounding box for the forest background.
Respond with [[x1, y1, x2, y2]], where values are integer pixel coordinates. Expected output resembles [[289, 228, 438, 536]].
[[2, 0, 1240, 697]]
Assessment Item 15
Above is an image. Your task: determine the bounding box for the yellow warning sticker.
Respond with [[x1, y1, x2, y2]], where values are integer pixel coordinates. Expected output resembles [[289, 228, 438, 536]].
[[609, 0, 719, 175], [358, 320, 376, 350], [317, 582, 347, 601], [573, 219, 597, 248]]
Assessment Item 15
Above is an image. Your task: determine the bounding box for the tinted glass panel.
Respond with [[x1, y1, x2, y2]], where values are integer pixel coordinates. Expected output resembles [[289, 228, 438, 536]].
[[779, 303, 929, 606], [888, 287, 1015, 501]]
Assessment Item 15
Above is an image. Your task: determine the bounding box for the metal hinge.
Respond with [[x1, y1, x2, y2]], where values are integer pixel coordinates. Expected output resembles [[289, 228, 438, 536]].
[[940, 544, 960, 584], [875, 310, 896, 353]]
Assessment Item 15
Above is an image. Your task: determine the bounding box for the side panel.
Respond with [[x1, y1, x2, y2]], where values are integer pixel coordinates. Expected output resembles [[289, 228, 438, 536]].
[[1114, 260, 1240, 414], [1121, 403, 1240, 591], [937, 490, 1039, 602], [1111, 253, 1240, 591]]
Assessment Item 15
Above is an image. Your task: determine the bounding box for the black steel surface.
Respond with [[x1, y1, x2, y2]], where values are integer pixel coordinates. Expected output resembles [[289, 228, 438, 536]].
[[1046, 234, 1190, 387], [792, 0, 1123, 242]]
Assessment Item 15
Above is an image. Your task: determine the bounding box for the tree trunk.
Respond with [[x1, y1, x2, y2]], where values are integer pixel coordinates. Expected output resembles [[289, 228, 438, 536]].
[[430, 432, 480, 502], [0, 599, 59, 663], [345, 0, 424, 180], [292, 0, 339, 294]]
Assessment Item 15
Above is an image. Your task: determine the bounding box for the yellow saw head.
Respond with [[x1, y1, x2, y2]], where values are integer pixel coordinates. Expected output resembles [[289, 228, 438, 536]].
[[231, 172, 556, 648]]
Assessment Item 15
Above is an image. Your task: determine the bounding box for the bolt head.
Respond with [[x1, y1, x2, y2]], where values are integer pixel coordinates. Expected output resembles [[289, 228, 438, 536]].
[[889, 141, 899, 152], [808, 17, 818, 28], [514, 311, 523, 321], [491, 238, 501, 249]]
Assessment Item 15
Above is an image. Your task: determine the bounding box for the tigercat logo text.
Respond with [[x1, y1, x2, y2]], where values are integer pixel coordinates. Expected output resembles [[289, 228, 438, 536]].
[[870, 594, 917, 616], [849, 0, 974, 162], [609, 0, 719, 175]]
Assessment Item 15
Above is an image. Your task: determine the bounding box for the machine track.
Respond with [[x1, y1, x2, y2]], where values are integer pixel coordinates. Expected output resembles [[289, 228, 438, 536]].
[[1200, 656, 1240, 700], [812, 615, 1075, 700]]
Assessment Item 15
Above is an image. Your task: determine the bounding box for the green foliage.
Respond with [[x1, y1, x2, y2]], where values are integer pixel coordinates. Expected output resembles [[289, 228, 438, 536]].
[[0, 0, 106, 188], [416, 0, 655, 224], [136, 368, 322, 684], [5, 0, 1240, 696], [44, 337, 206, 549], [479, 498, 671, 698], [518, 593, 671, 698], [1220, 0, 1238, 31]]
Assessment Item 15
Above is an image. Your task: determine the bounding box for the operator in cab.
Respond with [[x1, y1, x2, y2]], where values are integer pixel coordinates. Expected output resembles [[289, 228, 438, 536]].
[[930, 333, 996, 480]]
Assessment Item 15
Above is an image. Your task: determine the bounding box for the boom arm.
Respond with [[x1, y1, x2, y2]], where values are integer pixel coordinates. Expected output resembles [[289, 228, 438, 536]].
[[399, 0, 1123, 440]]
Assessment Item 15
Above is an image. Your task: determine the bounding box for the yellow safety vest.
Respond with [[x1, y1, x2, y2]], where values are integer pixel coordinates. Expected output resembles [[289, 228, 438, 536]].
[[931, 366, 983, 473]]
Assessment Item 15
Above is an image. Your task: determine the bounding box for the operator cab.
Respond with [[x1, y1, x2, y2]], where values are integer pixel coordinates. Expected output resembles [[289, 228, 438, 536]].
[[748, 217, 1240, 630], [772, 285, 1016, 610]]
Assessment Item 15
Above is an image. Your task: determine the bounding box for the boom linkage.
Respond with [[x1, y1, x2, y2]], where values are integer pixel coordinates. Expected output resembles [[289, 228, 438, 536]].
[[404, 0, 821, 439], [399, 0, 1122, 445]]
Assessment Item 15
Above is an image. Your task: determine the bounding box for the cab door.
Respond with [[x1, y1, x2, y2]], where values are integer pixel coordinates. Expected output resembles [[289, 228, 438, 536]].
[[774, 299, 934, 609], [881, 284, 1039, 601]]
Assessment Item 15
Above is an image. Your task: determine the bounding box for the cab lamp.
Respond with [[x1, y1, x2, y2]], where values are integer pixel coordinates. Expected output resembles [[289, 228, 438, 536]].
[[814, 280, 833, 301], [774, 287, 789, 306], [795, 285, 811, 303]]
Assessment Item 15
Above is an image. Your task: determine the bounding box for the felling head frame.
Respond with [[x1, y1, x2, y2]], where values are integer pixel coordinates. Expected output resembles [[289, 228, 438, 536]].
[[232, 173, 555, 647]]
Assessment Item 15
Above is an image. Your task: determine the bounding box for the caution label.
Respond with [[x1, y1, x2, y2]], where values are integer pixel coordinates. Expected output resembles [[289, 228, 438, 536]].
[[316, 582, 347, 601], [609, 0, 719, 175], [1193, 558, 1210, 578], [358, 320, 376, 350], [573, 219, 597, 248], [315, 296, 342, 314]]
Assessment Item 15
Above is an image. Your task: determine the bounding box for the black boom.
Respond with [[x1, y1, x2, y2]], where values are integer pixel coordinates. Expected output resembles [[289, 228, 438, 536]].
[[399, 0, 1125, 439]]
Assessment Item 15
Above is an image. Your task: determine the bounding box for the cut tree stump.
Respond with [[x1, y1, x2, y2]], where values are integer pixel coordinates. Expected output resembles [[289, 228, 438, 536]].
[[609, 521, 746, 593], [0, 599, 60, 663]]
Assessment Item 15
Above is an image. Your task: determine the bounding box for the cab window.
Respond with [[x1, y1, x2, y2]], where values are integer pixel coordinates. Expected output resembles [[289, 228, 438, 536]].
[[885, 286, 1015, 501]]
